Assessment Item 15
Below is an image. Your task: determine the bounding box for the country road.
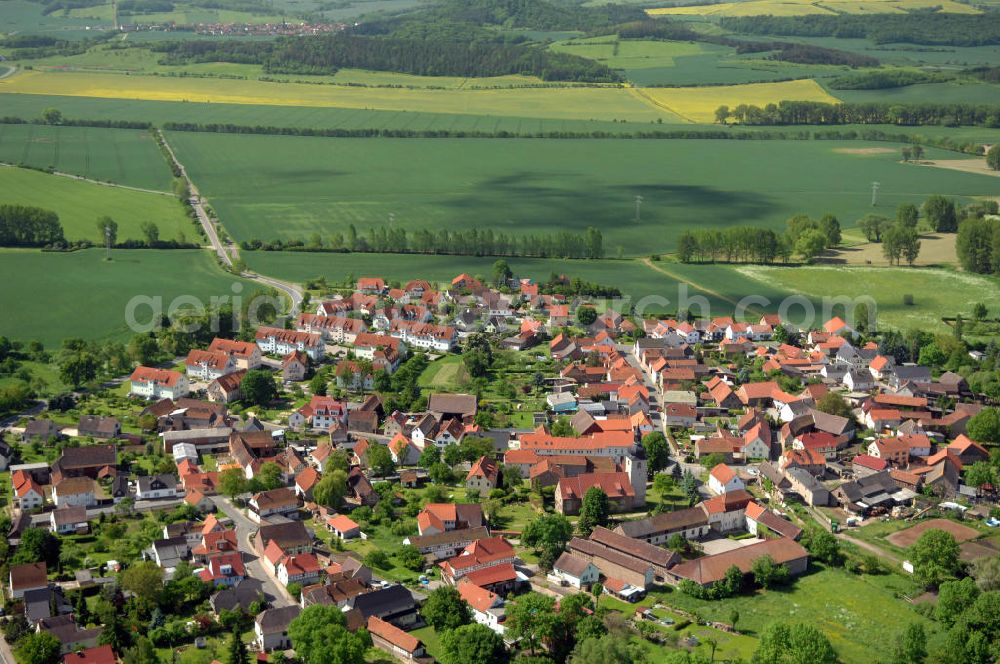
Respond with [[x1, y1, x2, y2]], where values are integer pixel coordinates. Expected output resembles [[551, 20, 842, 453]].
[[211, 495, 296, 608], [156, 130, 303, 315]]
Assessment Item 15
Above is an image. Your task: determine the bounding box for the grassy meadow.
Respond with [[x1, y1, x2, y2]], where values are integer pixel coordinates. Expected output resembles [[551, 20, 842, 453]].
[[736, 265, 1000, 331], [0, 166, 195, 244], [0, 248, 258, 345], [167, 132, 998, 255], [0, 123, 174, 191]]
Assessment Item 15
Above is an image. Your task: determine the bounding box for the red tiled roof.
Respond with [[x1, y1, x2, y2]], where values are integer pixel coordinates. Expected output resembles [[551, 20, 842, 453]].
[[130, 366, 183, 387], [367, 616, 420, 654], [558, 472, 634, 501]]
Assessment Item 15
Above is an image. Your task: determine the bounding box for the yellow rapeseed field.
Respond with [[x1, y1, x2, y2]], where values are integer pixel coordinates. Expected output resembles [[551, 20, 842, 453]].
[[647, 0, 980, 17], [637, 79, 841, 123], [0, 69, 678, 123]]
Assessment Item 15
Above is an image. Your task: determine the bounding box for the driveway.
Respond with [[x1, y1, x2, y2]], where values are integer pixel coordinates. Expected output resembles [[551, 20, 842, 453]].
[[211, 496, 296, 608]]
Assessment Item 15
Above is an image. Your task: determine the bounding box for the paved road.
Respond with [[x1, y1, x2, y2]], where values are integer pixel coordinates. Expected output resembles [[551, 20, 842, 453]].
[[156, 131, 303, 316], [210, 495, 296, 608]]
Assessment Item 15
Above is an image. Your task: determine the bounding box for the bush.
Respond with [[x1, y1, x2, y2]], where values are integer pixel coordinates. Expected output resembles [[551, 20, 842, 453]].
[[364, 550, 390, 569]]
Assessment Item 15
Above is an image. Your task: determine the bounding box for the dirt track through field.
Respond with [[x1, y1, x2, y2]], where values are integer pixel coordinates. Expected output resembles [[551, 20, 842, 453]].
[[639, 257, 764, 314]]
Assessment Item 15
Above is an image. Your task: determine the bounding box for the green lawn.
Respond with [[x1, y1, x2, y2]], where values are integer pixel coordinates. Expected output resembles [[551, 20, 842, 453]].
[[0, 248, 261, 344], [0, 122, 175, 191], [0, 166, 195, 244], [168, 132, 997, 255], [655, 566, 932, 662]]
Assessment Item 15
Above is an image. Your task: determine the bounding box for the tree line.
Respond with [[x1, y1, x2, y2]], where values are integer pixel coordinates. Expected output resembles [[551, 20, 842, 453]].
[[733, 40, 879, 67], [241, 225, 605, 259], [957, 210, 1000, 275], [614, 19, 877, 66], [677, 214, 841, 264], [152, 32, 620, 82], [827, 69, 953, 90], [719, 13, 1000, 46], [716, 100, 1000, 128], [0, 205, 65, 247]]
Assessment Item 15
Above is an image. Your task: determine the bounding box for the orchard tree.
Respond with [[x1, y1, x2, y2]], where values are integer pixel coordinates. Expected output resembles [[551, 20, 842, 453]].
[[967, 407, 1000, 444], [909, 528, 961, 589], [578, 486, 609, 536], [241, 369, 277, 407], [313, 470, 347, 509], [367, 444, 395, 477], [440, 623, 508, 664], [521, 513, 573, 570], [422, 586, 470, 632], [287, 606, 367, 664], [641, 431, 670, 474], [753, 621, 837, 664]]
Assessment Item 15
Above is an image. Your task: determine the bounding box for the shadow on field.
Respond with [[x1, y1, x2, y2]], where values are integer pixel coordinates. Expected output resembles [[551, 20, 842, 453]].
[[442, 172, 775, 233]]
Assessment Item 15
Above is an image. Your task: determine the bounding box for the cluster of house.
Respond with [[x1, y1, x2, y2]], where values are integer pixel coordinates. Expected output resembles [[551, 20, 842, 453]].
[[7, 561, 109, 658], [8, 440, 184, 534], [627, 314, 989, 508], [549, 486, 808, 594]]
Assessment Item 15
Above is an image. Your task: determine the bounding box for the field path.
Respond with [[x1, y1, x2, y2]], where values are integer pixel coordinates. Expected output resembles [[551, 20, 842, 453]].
[[0, 161, 173, 196], [156, 130, 304, 314], [639, 257, 764, 314], [626, 85, 696, 123]]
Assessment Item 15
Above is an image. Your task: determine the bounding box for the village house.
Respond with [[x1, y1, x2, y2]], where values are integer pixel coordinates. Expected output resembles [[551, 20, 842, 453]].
[[552, 552, 601, 589], [288, 395, 347, 430], [184, 349, 236, 382], [282, 351, 309, 382], [129, 366, 189, 400], [417, 503, 484, 536], [77, 416, 120, 440], [10, 562, 49, 599], [255, 605, 301, 651], [368, 615, 425, 663], [708, 464, 745, 495], [209, 338, 262, 370], [136, 474, 180, 500], [52, 477, 97, 508], [207, 370, 247, 403], [249, 488, 300, 523], [22, 419, 61, 442], [466, 456, 500, 493], [556, 472, 637, 516], [256, 326, 324, 361]]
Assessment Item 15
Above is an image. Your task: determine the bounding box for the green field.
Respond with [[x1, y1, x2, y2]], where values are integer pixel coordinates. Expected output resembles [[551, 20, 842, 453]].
[[831, 80, 1000, 105], [550, 36, 844, 86], [0, 248, 259, 344], [737, 264, 1000, 331], [0, 123, 174, 190], [0, 166, 194, 243], [0, 92, 665, 135], [168, 132, 998, 255]]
